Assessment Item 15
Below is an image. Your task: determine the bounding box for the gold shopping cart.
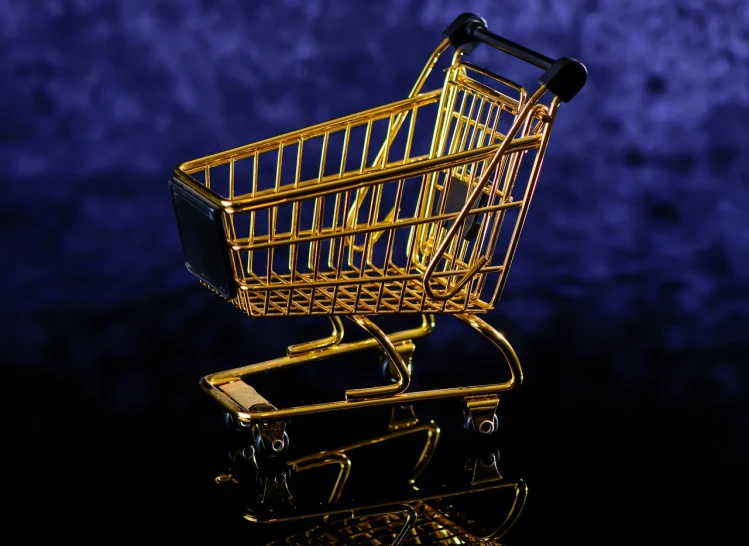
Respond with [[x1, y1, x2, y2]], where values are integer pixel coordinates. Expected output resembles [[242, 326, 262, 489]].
[[169, 13, 587, 453]]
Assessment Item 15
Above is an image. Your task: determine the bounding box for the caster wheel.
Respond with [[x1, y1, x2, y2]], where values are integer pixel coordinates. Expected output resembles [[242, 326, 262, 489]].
[[255, 430, 291, 457], [224, 411, 253, 432], [479, 447, 500, 468], [464, 412, 499, 435], [227, 444, 256, 463], [240, 445, 256, 460]]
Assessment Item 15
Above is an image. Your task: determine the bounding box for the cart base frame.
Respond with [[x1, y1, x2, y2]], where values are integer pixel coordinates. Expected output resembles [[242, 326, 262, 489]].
[[200, 312, 523, 453]]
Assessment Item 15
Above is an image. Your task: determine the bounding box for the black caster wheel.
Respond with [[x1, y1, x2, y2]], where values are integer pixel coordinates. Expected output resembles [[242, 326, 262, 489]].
[[224, 411, 253, 432], [464, 412, 499, 436], [255, 430, 291, 457]]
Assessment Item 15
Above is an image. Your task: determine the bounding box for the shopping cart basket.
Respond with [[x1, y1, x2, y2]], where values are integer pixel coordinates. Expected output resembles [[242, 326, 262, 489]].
[[169, 13, 587, 453]]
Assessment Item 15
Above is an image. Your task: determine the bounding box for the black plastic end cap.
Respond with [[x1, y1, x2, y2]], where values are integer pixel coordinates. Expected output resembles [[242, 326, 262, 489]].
[[443, 12, 487, 55], [539, 57, 588, 103], [169, 177, 237, 299]]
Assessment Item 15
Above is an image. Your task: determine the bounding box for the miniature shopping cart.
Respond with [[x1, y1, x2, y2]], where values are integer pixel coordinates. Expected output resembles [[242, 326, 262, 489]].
[[169, 13, 587, 453]]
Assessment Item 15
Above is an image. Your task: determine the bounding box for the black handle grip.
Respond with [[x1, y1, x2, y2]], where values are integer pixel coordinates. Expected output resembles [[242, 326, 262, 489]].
[[443, 13, 587, 103]]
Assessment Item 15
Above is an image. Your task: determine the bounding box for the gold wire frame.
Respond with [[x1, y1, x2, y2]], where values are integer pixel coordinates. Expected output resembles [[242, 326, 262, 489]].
[[171, 28, 576, 439], [172, 40, 560, 317]]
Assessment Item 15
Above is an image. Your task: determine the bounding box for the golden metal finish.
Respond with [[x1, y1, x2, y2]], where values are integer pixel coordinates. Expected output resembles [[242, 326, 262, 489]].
[[175, 26, 567, 433], [201, 312, 521, 424], [216, 412, 526, 545], [174, 43, 559, 317]]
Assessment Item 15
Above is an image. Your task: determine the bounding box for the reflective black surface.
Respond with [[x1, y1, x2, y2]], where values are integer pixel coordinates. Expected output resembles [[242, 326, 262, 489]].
[[9, 353, 746, 544]]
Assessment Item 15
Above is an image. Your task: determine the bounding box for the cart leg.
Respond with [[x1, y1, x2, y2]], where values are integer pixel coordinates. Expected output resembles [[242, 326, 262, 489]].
[[453, 312, 523, 389], [286, 316, 344, 355], [344, 315, 412, 401], [381, 340, 415, 384], [453, 312, 523, 435]]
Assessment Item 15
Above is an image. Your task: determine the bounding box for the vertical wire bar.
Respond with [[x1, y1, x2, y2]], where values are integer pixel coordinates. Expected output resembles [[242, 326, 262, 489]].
[[204, 167, 211, 189], [328, 192, 342, 270], [345, 120, 374, 268], [476, 158, 512, 302], [365, 180, 384, 267], [247, 152, 259, 278], [447, 90, 469, 157], [466, 97, 487, 152], [294, 139, 304, 188], [275, 144, 284, 191], [339, 124, 351, 178], [307, 133, 329, 314], [252, 151, 259, 195], [331, 189, 352, 311], [491, 103, 557, 306], [309, 133, 329, 270], [404, 105, 418, 161], [378, 178, 404, 312], [381, 113, 395, 167], [288, 140, 303, 308], [459, 101, 497, 298], [419, 79, 459, 259], [395, 105, 419, 310], [228, 159, 235, 198], [353, 185, 378, 313], [360, 119, 372, 173], [455, 96, 487, 269], [329, 125, 351, 270], [455, 93, 479, 181], [431, 89, 468, 247], [400, 176, 422, 312]]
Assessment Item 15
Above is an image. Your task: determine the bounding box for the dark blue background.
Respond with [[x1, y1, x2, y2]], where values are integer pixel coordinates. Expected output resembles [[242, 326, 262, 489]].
[[3, 0, 748, 531]]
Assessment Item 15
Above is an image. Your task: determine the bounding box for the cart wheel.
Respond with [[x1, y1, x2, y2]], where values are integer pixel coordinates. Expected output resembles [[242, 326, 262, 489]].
[[464, 412, 499, 436], [224, 411, 253, 432], [255, 430, 291, 457]]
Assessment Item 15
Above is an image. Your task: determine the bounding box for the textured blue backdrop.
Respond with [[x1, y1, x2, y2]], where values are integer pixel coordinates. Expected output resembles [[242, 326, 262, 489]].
[[3, 1, 748, 472]]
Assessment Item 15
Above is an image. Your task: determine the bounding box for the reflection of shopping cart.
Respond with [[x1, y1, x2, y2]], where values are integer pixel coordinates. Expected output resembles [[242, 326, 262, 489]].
[[169, 13, 587, 452], [216, 405, 526, 545]]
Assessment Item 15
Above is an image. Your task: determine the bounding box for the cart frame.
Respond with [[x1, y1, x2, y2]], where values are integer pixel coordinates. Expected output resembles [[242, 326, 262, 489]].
[[169, 13, 586, 452]]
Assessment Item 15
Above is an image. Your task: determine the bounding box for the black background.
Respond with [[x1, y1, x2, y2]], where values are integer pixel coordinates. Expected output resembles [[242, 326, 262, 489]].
[[4, 1, 748, 542]]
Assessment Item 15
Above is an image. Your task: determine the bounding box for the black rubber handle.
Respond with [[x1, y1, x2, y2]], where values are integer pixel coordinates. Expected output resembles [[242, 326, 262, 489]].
[[443, 13, 587, 103]]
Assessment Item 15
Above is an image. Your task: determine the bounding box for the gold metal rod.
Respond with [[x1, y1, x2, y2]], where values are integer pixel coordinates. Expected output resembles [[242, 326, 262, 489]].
[[171, 135, 541, 213], [491, 480, 529, 541], [421, 86, 548, 302], [391, 504, 418, 546], [286, 315, 345, 356], [290, 452, 351, 504], [228, 158, 235, 198], [491, 97, 561, 306], [288, 420, 439, 487], [179, 91, 442, 173], [202, 312, 519, 421], [224, 141, 535, 211], [206, 314, 434, 384]]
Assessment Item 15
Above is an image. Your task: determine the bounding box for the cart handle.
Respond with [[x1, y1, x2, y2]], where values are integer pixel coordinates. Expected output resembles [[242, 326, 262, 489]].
[[443, 13, 587, 103]]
